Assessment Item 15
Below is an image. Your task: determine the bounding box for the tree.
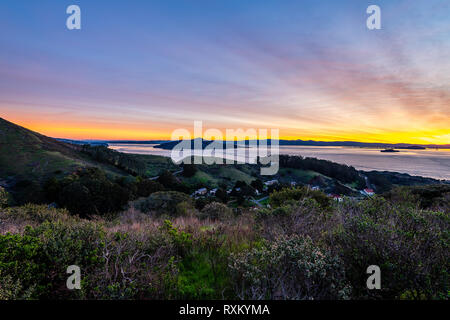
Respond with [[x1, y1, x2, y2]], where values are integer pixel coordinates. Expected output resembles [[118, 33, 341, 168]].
[[135, 177, 164, 197], [251, 179, 264, 193], [157, 170, 177, 188], [45, 167, 130, 217], [215, 188, 228, 203], [198, 202, 233, 221], [182, 164, 197, 177]]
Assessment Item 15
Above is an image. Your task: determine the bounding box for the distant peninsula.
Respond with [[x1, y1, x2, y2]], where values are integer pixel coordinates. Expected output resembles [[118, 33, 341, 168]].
[[152, 139, 449, 150], [54, 137, 449, 150]]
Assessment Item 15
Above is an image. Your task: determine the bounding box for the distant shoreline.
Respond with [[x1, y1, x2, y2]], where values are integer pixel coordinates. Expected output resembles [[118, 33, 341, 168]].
[[57, 138, 450, 150]]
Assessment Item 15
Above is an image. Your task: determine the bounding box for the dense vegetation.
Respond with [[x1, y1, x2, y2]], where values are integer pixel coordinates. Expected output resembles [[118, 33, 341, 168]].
[[0, 185, 448, 300], [80, 145, 178, 177], [279, 155, 364, 185]]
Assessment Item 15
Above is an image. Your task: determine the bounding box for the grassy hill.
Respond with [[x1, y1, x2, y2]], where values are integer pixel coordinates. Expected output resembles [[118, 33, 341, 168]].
[[0, 118, 128, 183], [0, 118, 177, 203]]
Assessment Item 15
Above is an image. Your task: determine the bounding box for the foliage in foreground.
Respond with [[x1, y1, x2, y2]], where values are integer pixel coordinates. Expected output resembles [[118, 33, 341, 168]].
[[0, 184, 448, 300]]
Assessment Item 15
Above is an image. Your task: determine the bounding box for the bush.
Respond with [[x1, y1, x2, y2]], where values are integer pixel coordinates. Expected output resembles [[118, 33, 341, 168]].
[[0, 232, 45, 298], [0, 213, 179, 300], [0, 270, 35, 300], [91, 228, 178, 299], [331, 197, 449, 299], [0, 187, 10, 208], [24, 221, 105, 299], [229, 235, 351, 299], [384, 184, 450, 212], [139, 191, 193, 217], [270, 187, 331, 210], [198, 202, 233, 221], [3, 204, 76, 225], [134, 178, 164, 198]]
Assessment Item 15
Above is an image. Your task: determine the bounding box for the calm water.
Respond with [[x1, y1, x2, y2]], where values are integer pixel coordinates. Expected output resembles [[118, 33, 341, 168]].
[[109, 144, 450, 180]]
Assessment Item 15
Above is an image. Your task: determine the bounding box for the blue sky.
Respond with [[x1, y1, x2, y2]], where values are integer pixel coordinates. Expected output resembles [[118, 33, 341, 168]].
[[0, 0, 449, 143]]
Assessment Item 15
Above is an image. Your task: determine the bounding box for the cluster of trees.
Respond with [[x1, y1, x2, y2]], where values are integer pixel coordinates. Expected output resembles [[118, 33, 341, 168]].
[[269, 186, 331, 210], [81, 145, 147, 176], [44, 168, 132, 217], [279, 155, 364, 185], [365, 171, 440, 193], [44, 168, 166, 217]]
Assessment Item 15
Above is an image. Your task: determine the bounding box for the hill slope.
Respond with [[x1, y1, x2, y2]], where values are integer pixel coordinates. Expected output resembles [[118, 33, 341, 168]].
[[0, 117, 129, 184]]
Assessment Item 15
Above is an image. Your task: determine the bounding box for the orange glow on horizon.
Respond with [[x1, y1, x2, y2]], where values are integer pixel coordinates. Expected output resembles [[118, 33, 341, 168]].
[[11, 118, 449, 145]]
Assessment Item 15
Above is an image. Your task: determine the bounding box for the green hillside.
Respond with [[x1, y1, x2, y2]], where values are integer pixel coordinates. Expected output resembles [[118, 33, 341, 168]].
[[0, 118, 127, 183], [0, 118, 179, 204]]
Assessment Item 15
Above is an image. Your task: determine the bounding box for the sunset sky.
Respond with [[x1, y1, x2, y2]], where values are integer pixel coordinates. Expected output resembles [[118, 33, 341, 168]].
[[0, 0, 449, 143]]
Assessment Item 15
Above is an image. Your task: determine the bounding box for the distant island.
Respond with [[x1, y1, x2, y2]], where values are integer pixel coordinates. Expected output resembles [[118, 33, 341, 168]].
[[380, 148, 400, 153], [54, 137, 448, 151], [150, 139, 448, 150]]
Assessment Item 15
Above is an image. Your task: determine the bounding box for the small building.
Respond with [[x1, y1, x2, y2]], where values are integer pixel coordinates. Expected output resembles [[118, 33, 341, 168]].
[[361, 188, 375, 196], [311, 186, 320, 191], [264, 179, 278, 186], [209, 188, 218, 196], [290, 181, 297, 187], [193, 188, 207, 196], [331, 194, 343, 202]]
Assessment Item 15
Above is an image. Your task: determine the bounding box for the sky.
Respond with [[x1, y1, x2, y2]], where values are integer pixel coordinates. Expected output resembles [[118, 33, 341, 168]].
[[0, 0, 449, 143]]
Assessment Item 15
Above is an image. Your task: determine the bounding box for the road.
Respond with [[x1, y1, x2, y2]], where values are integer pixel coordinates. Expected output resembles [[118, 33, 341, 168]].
[[251, 196, 269, 207], [148, 168, 183, 180]]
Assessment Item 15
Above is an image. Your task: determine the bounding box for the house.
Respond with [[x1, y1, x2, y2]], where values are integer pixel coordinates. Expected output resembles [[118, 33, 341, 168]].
[[264, 179, 278, 186], [290, 181, 297, 187], [361, 188, 375, 196], [311, 186, 320, 191], [192, 187, 207, 197], [209, 188, 218, 196], [331, 194, 343, 202]]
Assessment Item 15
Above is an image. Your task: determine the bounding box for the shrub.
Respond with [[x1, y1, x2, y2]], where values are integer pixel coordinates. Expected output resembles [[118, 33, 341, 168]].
[[91, 228, 178, 299], [0, 270, 35, 300], [134, 177, 164, 198], [23, 221, 105, 299], [139, 191, 193, 217], [229, 235, 351, 300], [198, 202, 233, 221], [270, 187, 331, 210], [0, 187, 10, 208], [3, 204, 76, 225], [171, 223, 232, 299], [384, 184, 450, 212], [332, 197, 449, 299], [0, 232, 45, 298]]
